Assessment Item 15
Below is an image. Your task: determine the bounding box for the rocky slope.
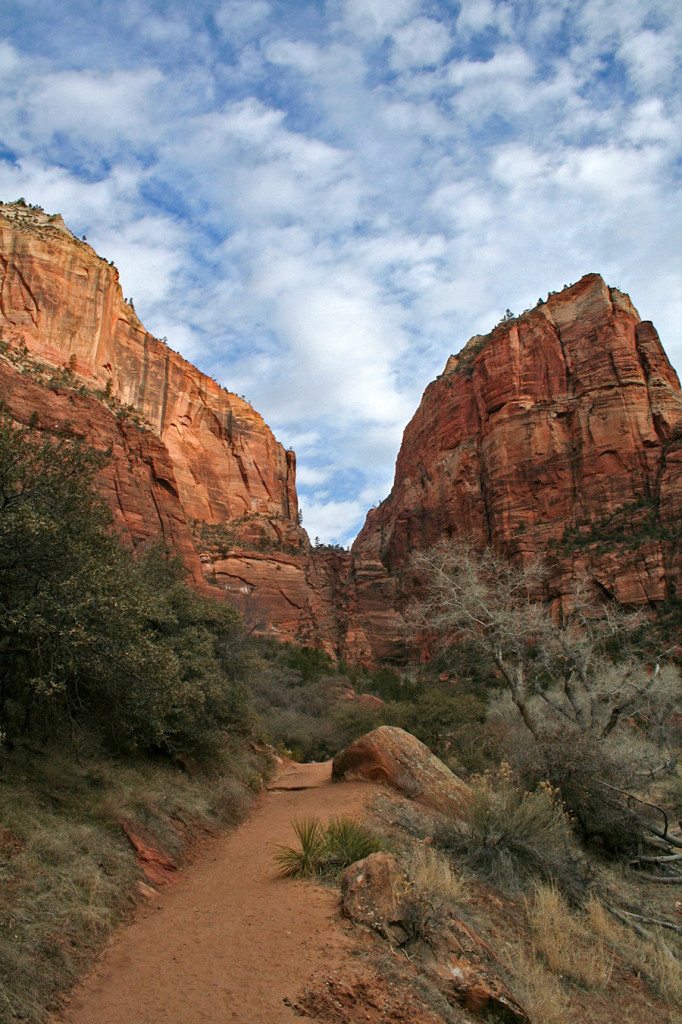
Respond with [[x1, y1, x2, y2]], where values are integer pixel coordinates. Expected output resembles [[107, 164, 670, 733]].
[[0, 201, 402, 663], [354, 274, 682, 608]]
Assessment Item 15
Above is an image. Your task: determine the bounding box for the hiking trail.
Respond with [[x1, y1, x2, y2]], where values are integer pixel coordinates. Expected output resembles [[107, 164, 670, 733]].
[[55, 761, 375, 1024]]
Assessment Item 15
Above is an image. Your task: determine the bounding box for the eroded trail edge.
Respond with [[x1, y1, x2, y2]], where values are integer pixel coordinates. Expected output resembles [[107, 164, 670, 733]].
[[57, 762, 374, 1024]]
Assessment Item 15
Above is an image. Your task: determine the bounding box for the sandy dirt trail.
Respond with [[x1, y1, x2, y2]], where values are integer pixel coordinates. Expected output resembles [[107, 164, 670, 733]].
[[57, 761, 375, 1024]]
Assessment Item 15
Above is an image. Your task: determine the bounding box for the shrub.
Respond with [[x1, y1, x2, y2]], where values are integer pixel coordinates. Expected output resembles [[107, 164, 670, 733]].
[[0, 408, 253, 758], [434, 765, 585, 893], [274, 815, 385, 879], [508, 728, 661, 854]]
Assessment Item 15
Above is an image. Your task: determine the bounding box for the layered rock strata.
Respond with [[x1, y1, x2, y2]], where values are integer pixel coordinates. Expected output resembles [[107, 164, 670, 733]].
[[354, 274, 682, 607], [0, 201, 402, 662]]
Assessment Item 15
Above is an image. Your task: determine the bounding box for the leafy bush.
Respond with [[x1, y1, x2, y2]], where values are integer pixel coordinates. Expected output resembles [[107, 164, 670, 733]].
[[284, 645, 334, 682], [0, 408, 252, 758], [434, 765, 585, 893], [275, 815, 385, 879]]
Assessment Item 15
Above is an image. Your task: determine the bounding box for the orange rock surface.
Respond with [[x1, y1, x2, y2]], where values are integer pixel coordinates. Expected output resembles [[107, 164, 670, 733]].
[[4, 201, 679, 661], [354, 274, 682, 608], [0, 202, 401, 663]]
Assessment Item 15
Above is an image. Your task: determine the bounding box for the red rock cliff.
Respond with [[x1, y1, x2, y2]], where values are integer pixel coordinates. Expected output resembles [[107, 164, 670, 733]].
[[0, 201, 402, 663], [0, 202, 298, 531], [354, 274, 682, 607]]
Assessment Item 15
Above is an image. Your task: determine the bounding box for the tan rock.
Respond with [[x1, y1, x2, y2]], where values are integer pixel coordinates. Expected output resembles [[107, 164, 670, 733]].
[[332, 726, 470, 815], [340, 852, 412, 944]]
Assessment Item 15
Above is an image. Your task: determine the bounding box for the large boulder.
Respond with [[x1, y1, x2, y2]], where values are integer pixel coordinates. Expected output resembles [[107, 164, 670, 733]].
[[332, 726, 470, 816], [340, 852, 412, 945]]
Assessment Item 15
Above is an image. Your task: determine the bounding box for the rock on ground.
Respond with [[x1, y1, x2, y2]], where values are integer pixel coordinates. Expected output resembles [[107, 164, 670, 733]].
[[332, 726, 470, 816]]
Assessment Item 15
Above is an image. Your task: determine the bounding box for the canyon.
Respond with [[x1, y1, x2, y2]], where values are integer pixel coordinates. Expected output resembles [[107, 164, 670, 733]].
[[1, 201, 681, 664]]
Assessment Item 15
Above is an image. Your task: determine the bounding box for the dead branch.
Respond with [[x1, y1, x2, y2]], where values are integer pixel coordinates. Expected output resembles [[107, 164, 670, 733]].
[[629, 853, 682, 866], [634, 873, 682, 884], [622, 911, 682, 935]]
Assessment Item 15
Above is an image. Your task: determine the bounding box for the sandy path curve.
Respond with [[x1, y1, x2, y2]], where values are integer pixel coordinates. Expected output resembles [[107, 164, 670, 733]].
[[56, 761, 374, 1024]]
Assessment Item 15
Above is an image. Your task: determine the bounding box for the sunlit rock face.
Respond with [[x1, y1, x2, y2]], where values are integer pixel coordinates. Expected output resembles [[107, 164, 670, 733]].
[[3, 202, 679, 664], [0, 201, 403, 663], [353, 273, 682, 607]]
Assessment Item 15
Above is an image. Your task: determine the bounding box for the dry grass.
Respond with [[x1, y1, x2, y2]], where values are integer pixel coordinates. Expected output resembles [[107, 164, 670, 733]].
[[506, 945, 571, 1024], [587, 897, 682, 1009], [405, 843, 470, 909], [528, 885, 613, 988], [0, 741, 267, 1023]]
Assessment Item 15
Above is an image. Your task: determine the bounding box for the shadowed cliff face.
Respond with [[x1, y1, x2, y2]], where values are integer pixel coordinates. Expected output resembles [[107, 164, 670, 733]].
[[353, 273, 682, 607], [0, 202, 404, 664], [2, 202, 680, 664]]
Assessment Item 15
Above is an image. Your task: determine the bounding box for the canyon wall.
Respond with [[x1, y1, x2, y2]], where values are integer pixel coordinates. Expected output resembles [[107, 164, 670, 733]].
[[3, 200, 680, 664], [354, 274, 682, 607], [0, 201, 402, 663]]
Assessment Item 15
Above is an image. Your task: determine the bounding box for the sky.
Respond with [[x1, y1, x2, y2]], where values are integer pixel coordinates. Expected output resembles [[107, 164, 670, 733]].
[[0, 0, 680, 544]]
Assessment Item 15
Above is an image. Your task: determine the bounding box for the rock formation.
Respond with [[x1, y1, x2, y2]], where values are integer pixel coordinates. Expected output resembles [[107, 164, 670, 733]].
[[354, 274, 682, 609], [0, 201, 403, 663], [332, 726, 471, 815], [3, 201, 680, 662]]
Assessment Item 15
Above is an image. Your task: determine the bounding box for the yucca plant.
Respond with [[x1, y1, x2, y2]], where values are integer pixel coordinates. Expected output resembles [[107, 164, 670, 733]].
[[321, 817, 385, 874], [274, 816, 325, 878], [274, 815, 385, 879]]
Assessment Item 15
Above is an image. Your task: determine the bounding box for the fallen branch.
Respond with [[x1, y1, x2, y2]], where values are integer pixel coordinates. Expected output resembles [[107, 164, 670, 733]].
[[607, 905, 650, 940], [622, 911, 682, 936], [630, 853, 682, 866], [635, 872, 682, 884], [646, 825, 682, 849]]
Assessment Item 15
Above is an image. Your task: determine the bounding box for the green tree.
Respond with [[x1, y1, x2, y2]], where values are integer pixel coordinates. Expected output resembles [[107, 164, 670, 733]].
[[0, 407, 252, 756]]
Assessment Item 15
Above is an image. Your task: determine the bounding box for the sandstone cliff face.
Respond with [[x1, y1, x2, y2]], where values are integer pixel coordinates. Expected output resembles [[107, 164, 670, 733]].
[[354, 274, 682, 607], [0, 202, 299, 531], [0, 202, 400, 663], [5, 200, 679, 661]]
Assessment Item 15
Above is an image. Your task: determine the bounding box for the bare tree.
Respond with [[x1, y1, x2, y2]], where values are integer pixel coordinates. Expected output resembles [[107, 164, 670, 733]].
[[409, 539, 682, 862]]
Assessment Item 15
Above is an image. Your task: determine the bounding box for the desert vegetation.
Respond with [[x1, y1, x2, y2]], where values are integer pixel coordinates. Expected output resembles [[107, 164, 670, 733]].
[[410, 539, 681, 861], [274, 815, 385, 879], [0, 407, 267, 1022]]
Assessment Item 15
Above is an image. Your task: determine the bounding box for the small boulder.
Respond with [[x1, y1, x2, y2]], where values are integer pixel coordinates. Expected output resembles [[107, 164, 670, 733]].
[[341, 852, 412, 945], [431, 955, 527, 1022], [332, 726, 470, 816]]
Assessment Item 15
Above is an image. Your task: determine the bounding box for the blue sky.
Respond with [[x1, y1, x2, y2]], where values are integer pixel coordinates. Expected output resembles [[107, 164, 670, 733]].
[[1, 0, 680, 543]]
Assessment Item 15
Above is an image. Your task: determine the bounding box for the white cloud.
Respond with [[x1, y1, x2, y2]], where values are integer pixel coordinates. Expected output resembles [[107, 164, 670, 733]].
[[390, 17, 451, 70], [27, 68, 164, 146], [619, 29, 677, 91], [342, 0, 420, 39], [456, 0, 498, 35], [300, 497, 366, 546]]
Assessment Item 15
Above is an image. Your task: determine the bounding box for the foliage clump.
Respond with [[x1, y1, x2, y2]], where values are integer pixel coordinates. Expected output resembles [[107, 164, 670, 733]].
[[433, 764, 584, 893], [0, 406, 252, 758], [275, 815, 385, 879]]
